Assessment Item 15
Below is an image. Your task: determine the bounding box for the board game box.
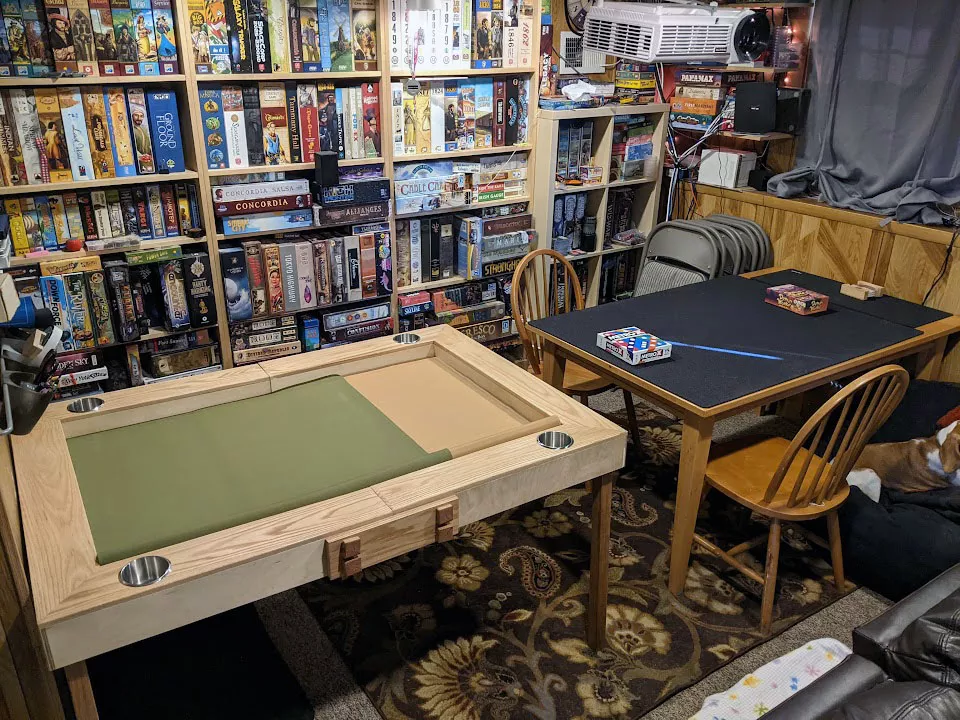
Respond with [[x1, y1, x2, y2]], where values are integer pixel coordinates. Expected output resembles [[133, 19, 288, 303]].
[[597, 327, 672, 365], [764, 284, 829, 316]]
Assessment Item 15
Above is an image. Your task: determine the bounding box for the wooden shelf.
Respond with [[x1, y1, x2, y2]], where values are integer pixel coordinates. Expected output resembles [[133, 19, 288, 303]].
[[4, 236, 206, 267], [718, 131, 794, 141], [538, 103, 670, 121], [207, 157, 378, 176], [390, 67, 536, 77], [599, 244, 644, 257], [675, 65, 789, 74], [608, 176, 658, 188], [0, 170, 200, 197], [0, 74, 186, 87], [396, 195, 530, 220], [195, 71, 381, 82], [397, 275, 468, 294], [396, 145, 532, 162], [553, 175, 657, 194], [724, 3, 813, 7]]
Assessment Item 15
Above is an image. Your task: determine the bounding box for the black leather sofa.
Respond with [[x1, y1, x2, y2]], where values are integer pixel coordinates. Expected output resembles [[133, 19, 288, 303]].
[[764, 565, 960, 719]]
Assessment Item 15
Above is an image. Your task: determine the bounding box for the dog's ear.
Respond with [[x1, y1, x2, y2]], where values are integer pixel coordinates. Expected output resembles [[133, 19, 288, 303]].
[[941, 433, 960, 475]]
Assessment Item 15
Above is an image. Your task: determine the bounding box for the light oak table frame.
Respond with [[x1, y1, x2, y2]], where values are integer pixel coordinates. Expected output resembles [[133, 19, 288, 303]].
[[526, 268, 960, 598], [11, 325, 625, 719]]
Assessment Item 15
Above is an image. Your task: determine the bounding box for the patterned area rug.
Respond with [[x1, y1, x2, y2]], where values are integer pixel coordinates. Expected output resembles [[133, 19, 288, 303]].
[[297, 408, 845, 720]]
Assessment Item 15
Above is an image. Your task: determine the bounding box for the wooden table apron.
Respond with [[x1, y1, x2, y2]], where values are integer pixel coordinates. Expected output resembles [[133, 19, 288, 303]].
[[12, 325, 627, 677], [534, 289, 960, 596]]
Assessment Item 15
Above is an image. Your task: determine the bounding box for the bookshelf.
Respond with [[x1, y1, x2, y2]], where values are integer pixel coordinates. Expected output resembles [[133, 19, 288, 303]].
[[531, 104, 669, 307]]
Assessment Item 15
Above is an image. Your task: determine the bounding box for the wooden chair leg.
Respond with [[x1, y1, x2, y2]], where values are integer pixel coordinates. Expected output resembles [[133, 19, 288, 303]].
[[760, 519, 781, 635], [579, 393, 589, 406], [622, 389, 641, 450], [65, 661, 100, 720], [827, 511, 845, 593]]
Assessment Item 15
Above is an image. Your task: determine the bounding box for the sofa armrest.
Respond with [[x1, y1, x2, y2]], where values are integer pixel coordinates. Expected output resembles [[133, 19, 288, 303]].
[[762, 656, 887, 720], [854, 565, 960, 670]]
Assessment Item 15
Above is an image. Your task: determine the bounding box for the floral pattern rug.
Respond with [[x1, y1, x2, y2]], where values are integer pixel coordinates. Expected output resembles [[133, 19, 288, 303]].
[[297, 408, 844, 720]]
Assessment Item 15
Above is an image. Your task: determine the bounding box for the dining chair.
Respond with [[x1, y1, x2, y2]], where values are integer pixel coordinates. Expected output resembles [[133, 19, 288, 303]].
[[512, 249, 641, 449], [693, 365, 909, 634]]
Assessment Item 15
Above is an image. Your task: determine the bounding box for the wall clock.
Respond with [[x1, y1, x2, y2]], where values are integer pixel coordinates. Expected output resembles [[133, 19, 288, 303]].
[[565, 0, 598, 35]]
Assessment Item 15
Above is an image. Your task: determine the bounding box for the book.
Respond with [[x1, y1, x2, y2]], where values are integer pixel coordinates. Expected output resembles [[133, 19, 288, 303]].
[[110, 0, 137, 73], [360, 81, 380, 157], [327, 0, 349, 71], [258, 82, 289, 165], [241, 241, 266, 317], [187, 0, 210, 72], [241, 84, 263, 165], [351, 0, 374, 70], [297, 83, 319, 159], [317, 83, 338, 154], [104, 86, 136, 175], [265, 0, 287, 71], [286, 0, 300, 70], [152, 0, 176, 72], [297, 0, 319, 70], [284, 80, 300, 163], [475, 77, 492, 148], [204, 0, 230, 72], [197, 86, 226, 168], [245, 0, 268, 72], [145, 89, 185, 172], [125, 86, 155, 173], [34, 88, 72, 182], [44, 0, 76, 73], [67, 0, 96, 75], [223, 0, 250, 72], [219, 246, 252, 321], [220, 85, 247, 168]]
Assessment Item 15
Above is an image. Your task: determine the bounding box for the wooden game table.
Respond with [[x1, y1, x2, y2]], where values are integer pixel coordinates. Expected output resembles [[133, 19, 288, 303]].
[[526, 268, 960, 598], [12, 324, 626, 719]]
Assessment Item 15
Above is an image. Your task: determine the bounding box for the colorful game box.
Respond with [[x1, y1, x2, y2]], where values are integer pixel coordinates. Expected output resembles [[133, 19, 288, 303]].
[[764, 284, 829, 316], [597, 326, 672, 366], [145, 90, 185, 172]]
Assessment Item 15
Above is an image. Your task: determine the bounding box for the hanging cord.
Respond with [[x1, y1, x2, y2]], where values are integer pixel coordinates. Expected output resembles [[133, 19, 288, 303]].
[[922, 204, 960, 306]]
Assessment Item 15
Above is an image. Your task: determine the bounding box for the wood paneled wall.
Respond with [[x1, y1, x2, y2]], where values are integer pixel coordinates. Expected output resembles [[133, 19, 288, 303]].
[[678, 183, 960, 382]]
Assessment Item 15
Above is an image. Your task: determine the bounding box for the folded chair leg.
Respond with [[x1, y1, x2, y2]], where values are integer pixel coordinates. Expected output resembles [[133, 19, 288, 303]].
[[827, 511, 845, 593], [760, 518, 781, 635], [579, 393, 589, 406], [622, 389, 641, 450]]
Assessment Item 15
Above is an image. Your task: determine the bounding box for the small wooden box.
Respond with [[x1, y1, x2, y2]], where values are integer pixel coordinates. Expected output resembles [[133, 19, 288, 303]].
[[764, 284, 830, 316]]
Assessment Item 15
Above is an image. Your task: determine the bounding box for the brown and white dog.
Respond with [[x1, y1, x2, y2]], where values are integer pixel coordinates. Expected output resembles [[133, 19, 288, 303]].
[[847, 421, 960, 501]]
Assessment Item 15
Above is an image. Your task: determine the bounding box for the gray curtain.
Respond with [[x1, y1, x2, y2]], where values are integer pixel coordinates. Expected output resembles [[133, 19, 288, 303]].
[[768, 0, 960, 225]]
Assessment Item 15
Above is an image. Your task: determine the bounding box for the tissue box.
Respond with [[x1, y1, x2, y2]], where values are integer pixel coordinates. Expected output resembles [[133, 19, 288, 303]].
[[764, 284, 829, 315], [597, 327, 672, 365]]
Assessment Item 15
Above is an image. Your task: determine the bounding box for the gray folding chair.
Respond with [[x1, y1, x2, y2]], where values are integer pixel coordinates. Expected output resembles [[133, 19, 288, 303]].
[[634, 221, 721, 296], [710, 215, 773, 270]]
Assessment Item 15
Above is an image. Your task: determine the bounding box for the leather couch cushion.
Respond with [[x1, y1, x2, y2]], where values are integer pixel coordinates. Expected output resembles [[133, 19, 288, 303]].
[[762, 655, 887, 720], [881, 594, 960, 688], [825, 681, 960, 719]]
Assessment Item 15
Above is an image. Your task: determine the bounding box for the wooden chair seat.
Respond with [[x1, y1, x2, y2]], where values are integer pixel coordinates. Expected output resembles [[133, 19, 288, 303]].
[[535, 361, 612, 396], [706, 436, 850, 520]]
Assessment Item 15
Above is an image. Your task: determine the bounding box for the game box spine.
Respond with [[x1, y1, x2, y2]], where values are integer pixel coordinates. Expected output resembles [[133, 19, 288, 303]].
[[328, 236, 345, 304], [259, 82, 290, 165], [109, 0, 137, 75], [284, 80, 301, 163], [81, 90, 115, 179], [261, 243, 284, 314], [145, 89, 185, 172], [295, 240, 317, 309], [118, 187, 140, 236], [129, 0, 158, 74], [55, 87, 92, 182], [214, 193, 311, 216], [312, 238, 330, 306], [159, 183, 179, 236], [220, 208, 312, 236], [297, 83, 319, 159], [351, 0, 374, 70], [125, 86, 156, 174], [104, 263, 139, 341], [103, 87, 135, 176], [327, 0, 350, 72], [321, 299, 389, 330], [212, 178, 309, 202], [228, 312, 294, 336], [286, 0, 301, 70], [278, 242, 299, 312], [62, 0, 93, 75], [233, 340, 300, 365], [204, 0, 230, 73], [221, 85, 248, 168], [152, 0, 177, 73], [2, 0, 28, 78], [242, 240, 267, 317], [158, 258, 190, 330], [231, 325, 297, 350], [358, 231, 376, 298], [326, 316, 391, 343], [8, 90, 42, 184], [33, 88, 71, 182], [297, 0, 320, 72], [224, 0, 251, 72], [41, 275, 76, 350], [245, 0, 269, 72], [104, 188, 124, 236], [265, 0, 287, 71], [43, 0, 77, 73], [144, 182, 165, 238], [219, 246, 252, 321], [374, 229, 391, 296], [186, 0, 210, 73], [84, 268, 116, 344], [182, 252, 215, 326], [5, 199, 29, 254], [241, 84, 265, 166], [198, 87, 227, 169], [0, 92, 25, 186]]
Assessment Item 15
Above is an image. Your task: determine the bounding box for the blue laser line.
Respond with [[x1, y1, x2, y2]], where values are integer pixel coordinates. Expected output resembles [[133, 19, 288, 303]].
[[665, 341, 783, 361]]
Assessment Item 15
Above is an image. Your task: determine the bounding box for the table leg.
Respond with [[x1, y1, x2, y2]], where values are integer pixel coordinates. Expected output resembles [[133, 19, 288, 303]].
[[65, 661, 99, 720], [587, 472, 615, 651], [916, 337, 948, 381], [668, 415, 715, 596], [540, 340, 566, 390]]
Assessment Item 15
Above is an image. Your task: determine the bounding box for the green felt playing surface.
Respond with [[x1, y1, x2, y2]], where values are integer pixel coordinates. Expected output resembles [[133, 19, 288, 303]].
[[67, 376, 451, 565]]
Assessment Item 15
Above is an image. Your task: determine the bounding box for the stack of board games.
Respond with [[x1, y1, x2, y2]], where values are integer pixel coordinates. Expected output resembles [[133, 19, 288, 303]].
[[0, 0, 179, 78], [397, 277, 514, 341], [389, 76, 530, 155], [213, 178, 314, 236], [24, 248, 217, 359], [669, 70, 760, 131], [394, 201, 529, 287], [554, 119, 596, 185], [609, 114, 655, 181], [389, 0, 534, 72], [0, 86, 186, 187], [597, 250, 641, 305], [218, 222, 392, 345], [551, 190, 592, 256], [597, 327, 671, 365], [613, 63, 656, 105], [188, 0, 377, 75], [603, 187, 638, 245], [2, 180, 202, 256], [394, 153, 528, 216], [198, 81, 382, 170]]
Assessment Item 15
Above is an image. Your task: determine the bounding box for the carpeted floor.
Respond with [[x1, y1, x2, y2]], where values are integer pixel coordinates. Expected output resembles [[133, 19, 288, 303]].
[[85, 391, 891, 720]]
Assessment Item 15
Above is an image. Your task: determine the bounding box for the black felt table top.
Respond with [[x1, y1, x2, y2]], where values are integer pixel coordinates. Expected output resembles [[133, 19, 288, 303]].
[[751, 269, 949, 329], [530, 275, 922, 409]]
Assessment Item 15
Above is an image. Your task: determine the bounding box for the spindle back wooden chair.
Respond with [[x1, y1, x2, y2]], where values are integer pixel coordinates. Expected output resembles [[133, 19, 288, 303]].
[[694, 365, 909, 633], [512, 249, 641, 447]]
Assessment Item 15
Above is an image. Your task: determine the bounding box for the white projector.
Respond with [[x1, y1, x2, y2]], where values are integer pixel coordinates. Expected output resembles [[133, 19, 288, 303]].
[[582, 2, 771, 65]]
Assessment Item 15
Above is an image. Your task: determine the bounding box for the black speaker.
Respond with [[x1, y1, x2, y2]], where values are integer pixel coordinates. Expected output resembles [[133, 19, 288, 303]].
[[775, 87, 811, 135], [314, 151, 339, 187], [734, 82, 777, 134]]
